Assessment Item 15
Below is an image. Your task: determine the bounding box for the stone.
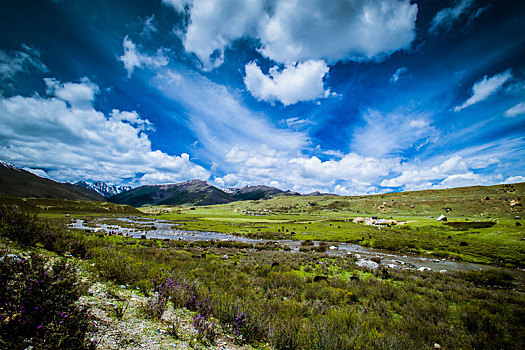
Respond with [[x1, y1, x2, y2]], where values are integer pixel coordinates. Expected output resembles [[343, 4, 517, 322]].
[[356, 259, 379, 269]]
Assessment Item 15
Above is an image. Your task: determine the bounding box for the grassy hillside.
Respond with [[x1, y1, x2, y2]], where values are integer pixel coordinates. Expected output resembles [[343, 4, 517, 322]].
[[0, 162, 105, 201], [0, 196, 140, 215], [147, 182, 524, 267]]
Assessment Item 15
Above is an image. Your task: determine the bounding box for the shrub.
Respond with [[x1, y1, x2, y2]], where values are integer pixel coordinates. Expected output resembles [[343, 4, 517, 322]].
[[0, 251, 95, 349], [192, 313, 218, 344], [0, 205, 41, 246]]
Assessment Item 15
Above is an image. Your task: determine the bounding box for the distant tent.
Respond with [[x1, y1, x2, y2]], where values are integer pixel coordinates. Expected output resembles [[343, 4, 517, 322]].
[[436, 215, 447, 222]]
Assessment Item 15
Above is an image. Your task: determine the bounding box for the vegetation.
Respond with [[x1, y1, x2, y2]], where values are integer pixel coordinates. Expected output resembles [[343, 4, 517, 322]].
[[0, 182, 523, 349], [145, 182, 524, 267]]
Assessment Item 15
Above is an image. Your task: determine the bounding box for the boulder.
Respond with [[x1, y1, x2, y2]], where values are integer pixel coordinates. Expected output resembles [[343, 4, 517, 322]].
[[356, 259, 379, 270]]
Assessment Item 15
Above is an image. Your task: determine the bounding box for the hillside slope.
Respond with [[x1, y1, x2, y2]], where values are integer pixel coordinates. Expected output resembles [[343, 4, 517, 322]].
[[109, 179, 233, 206], [0, 162, 105, 201]]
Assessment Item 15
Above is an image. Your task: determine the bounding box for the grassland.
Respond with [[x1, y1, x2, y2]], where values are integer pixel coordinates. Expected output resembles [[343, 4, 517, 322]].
[[1, 201, 524, 349], [141, 182, 524, 267]]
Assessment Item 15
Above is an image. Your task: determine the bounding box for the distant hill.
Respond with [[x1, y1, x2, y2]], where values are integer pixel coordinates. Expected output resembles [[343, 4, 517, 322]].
[[304, 191, 337, 196], [110, 180, 335, 207], [109, 179, 233, 207], [0, 162, 105, 201], [75, 180, 132, 198], [230, 185, 291, 201]]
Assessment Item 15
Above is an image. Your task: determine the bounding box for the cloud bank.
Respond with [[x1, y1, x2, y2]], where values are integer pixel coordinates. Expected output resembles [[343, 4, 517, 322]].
[[0, 78, 209, 185], [166, 0, 418, 66]]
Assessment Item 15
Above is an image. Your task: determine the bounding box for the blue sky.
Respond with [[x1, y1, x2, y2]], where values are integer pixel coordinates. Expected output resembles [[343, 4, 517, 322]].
[[0, 0, 524, 195]]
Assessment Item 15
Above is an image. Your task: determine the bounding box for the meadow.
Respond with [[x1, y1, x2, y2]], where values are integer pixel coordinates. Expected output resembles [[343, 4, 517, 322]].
[[0, 182, 524, 349], [144, 183, 524, 267]]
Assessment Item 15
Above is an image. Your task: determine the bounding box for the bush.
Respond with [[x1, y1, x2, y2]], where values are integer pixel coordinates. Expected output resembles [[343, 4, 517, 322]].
[[0, 205, 42, 246], [192, 313, 218, 344], [0, 251, 95, 349]]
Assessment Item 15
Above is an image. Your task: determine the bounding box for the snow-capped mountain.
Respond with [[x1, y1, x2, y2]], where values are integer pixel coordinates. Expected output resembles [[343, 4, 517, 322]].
[[0, 160, 20, 171], [75, 181, 132, 198]]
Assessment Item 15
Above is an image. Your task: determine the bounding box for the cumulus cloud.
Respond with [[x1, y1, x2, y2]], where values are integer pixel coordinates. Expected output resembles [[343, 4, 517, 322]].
[[0, 78, 209, 185], [44, 77, 99, 110], [257, 0, 417, 64], [215, 149, 400, 195], [504, 175, 525, 184], [505, 101, 525, 117], [166, 0, 417, 67], [380, 155, 503, 191], [244, 60, 331, 105], [390, 67, 407, 84], [177, 0, 264, 69], [0, 44, 48, 80], [119, 36, 168, 77], [454, 69, 513, 112]]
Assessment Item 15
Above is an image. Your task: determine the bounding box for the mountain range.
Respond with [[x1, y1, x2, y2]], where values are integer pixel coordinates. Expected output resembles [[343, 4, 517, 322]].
[[1, 160, 335, 206], [75, 180, 131, 198]]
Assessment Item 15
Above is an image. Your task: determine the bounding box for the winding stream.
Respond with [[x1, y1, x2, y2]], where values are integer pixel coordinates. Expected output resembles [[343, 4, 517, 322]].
[[69, 217, 524, 281]]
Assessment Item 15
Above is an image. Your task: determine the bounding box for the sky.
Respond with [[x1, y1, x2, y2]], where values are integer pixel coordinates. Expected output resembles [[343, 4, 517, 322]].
[[0, 0, 524, 195]]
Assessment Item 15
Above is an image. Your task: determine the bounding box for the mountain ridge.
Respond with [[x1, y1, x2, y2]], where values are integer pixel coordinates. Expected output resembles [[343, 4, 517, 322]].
[[0, 162, 105, 201], [75, 180, 132, 198]]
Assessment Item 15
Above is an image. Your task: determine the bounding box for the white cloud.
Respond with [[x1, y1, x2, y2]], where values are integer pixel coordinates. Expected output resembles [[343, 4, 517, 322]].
[[429, 0, 475, 34], [504, 175, 525, 184], [44, 77, 99, 110], [505, 101, 525, 117], [380, 154, 504, 191], [454, 69, 513, 112], [119, 36, 168, 77], [179, 0, 264, 69], [0, 44, 48, 80], [215, 150, 400, 195], [351, 109, 436, 157], [153, 68, 308, 165], [169, 0, 417, 67], [390, 67, 407, 84], [257, 0, 417, 64], [110, 109, 154, 131], [0, 78, 209, 185], [244, 60, 331, 105], [22, 168, 52, 179]]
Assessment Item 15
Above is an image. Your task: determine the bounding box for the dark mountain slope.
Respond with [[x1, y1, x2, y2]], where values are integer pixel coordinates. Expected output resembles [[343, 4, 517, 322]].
[[109, 180, 233, 207], [0, 162, 105, 201]]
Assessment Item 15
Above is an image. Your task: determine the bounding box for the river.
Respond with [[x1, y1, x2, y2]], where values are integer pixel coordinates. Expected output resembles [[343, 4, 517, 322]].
[[68, 217, 524, 282]]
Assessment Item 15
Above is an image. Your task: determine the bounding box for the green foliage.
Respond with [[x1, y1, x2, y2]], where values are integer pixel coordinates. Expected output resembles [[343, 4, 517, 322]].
[[0, 205, 43, 246]]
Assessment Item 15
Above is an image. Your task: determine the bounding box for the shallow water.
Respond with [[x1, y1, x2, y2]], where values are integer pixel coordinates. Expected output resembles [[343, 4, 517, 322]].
[[69, 217, 524, 281]]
